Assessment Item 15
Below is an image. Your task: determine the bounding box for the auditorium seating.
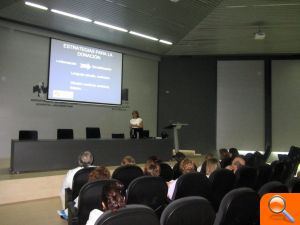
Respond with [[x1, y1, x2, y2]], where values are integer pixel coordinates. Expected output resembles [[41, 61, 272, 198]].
[[258, 181, 288, 198], [57, 129, 74, 139], [209, 169, 235, 210], [159, 163, 173, 182], [95, 205, 160, 225], [254, 164, 272, 191], [65, 167, 95, 207], [171, 172, 213, 202], [68, 179, 117, 225], [287, 177, 300, 193], [213, 188, 259, 225], [234, 166, 257, 189], [18, 130, 38, 140], [86, 127, 101, 139], [160, 196, 215, 225], [126, 176, 168, 216], [111, 133, 125, 139], [172, 162, 182, 179], [112, 165, 143, 191]]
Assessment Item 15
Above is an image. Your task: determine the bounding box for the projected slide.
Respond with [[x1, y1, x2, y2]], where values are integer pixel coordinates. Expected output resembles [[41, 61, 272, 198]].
[[48, 39, 122, 105]]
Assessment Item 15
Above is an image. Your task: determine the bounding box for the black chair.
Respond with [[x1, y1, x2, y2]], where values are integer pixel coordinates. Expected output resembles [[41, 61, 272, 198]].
[[112, 165, 143, 190], [255, 164, 272, 191], [95, 205, 160, 225], [199, 160, 208, 175], [126, 176, 168, 216], [86, 127, 101, 139], [68, 179, 117, 225], [172, 162, 182, 179], [172, 172, 213, 202], [234, 166, 257, 189], [209, 169, 235, 210], [270, 161, 292, 183], [111, 133, 125, 139], [160, 196, 215, 225], [287, 177, 300, 193], [57, 129, 74, 139], [143, 130, 150, 138], [258, 181, 288, 198], [213, 188, 259, 225], [159, 163, 174, 182], [65, 167, 95, 207], [19, 130, 38, 140]]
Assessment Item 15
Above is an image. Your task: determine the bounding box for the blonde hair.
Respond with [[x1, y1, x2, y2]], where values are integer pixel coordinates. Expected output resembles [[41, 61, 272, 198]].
[[121, 155, 136, 165], [180, 158, 196, 174], [144, 162, 160, 177]]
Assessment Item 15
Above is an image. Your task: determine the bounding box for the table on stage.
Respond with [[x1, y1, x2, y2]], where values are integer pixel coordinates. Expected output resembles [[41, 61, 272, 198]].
[[10, 138, 173, 173]]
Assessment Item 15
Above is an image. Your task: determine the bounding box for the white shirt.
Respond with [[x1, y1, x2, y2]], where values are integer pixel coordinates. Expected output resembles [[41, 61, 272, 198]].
[[86, 209, 103, 225], [130, 118, 143, 128], [167, 179, 178, 200]]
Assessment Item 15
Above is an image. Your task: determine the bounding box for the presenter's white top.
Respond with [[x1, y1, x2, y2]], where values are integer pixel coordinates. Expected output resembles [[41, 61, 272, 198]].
[[130, 118, 143, 128], [86, 209, 103, 225]]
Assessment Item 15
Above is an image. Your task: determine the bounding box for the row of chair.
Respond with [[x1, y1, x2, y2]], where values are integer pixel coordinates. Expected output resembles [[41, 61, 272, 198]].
[[18, 128, 149, 140]]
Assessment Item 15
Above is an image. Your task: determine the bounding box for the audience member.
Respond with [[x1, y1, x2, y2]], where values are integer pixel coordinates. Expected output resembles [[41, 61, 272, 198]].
[[60, 151, 94, 208], [197, 153, 214, 173], [144, 161, 161, 176], [219, 148, 232, 168], [147, 155, 161, 163], [121, 155, 136, 165], [86, 181, 125, 225], [206, 158, 220, 177], [167, 158, 196, 199], [226, 156, 246, 173], [229, 148, 239, 159]]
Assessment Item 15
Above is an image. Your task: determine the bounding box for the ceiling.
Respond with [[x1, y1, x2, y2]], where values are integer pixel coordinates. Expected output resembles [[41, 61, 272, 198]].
[[0, 0, 300, 55]]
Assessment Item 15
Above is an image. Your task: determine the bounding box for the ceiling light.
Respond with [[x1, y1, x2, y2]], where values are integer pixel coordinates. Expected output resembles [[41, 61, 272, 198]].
[[129, 31, 158, 41], [159, 40, 173, 45], [25, 1, 48, 10], [94, 21, 128, 32], [253, 3, 300, 7], [51, 9, 92, 22], [226, 5, 248, 8]]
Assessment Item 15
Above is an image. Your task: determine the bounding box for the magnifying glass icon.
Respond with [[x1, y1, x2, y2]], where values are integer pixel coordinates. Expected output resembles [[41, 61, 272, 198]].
[[268, 195, 295, 223]]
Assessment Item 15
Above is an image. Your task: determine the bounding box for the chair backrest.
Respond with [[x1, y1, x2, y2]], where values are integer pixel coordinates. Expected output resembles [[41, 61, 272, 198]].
[[255, 164, 272, 191], [172, 162, 182, 179], [270, 161, 292, 183], [95, 205, 159, 225], [258, 181, 289, 198], [71, 167, 95, 200], [287, 177, 300, 193], [234, 166, 257, 189], [160, 196, 215, 225], [199, 160, 208, 175], [77, 179, 117, 225], [209, 169, 235, 210], [57, 129, 74, 139], [111, 133, 125, 139], [213, 188, 259, 225], [172, 172, 213, 201], [86, 127, 101, 139], [159, 163, 173, 182], [112, 165, 144, 190], [126, 176, 168, 215], [19, 130, 38, 140]]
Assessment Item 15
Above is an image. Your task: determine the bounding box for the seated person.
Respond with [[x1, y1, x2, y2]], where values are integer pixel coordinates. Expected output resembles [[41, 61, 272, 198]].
[[58, 166, 111, 220], [86, 181, 125, 225], [219, 148, 232, 168], [226, 156, 246, 173], [229, 148, 239, 159], [121, 155, 136, 165], [197, 153, 214, 173], [144, 161, 160, 177], [206, 158, 220, 177], [60, 151, 94, 209], [167, 158, 196, 200]]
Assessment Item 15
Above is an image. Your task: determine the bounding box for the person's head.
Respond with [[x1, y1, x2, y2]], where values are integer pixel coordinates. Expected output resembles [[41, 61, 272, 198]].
[[147, 155, 160, 163], [206, 158, 220, 177], [229, 148, 239, 158], [144, 161, 160, 176], [219, 148, 230, 160], [78, 151, 94, 167], [173, 152, 186, 163], [88, 166, 111, 182], [232, 156, 246, 173], [132, 110, 139, 119], [101, 181, 125, 212], [205, 153, 214, 160], [180, 158, 196, 174], [121, 155, 136, 165]]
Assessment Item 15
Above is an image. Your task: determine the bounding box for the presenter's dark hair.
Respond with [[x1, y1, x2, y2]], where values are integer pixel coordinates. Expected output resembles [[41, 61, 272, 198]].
[[132, 110, 139, 118], [78, 151, 94, 167], [102, 181, 125, 212]]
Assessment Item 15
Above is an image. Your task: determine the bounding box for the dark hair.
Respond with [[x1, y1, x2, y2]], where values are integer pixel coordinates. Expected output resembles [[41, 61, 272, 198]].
[[88, 166, 111, 182], [102, 182, 125, 212], [144, 162, 160, 176], [172, 152, 186, 163], [229, 148, 239, 158]]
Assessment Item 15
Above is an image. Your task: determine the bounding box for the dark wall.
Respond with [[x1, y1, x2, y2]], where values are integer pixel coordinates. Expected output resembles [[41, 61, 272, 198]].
[[158, 56, 217, 153]]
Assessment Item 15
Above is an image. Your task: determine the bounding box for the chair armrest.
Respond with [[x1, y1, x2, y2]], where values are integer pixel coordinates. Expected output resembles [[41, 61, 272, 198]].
[[65, 188, 72, 208], [68, 201, 78, 225]]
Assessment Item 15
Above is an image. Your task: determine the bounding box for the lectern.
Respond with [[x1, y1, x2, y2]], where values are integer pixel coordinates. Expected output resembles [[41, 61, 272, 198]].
[[164, 123, 188, 152]]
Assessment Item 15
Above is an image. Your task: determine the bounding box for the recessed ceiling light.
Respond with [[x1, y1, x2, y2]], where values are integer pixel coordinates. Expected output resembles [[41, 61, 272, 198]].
[[25, 1, 48, 10], [226, 5, 248, 8], [129, 31, 158, 41], [253, 3, 300, 7], [51, 9, 92, 22], [159, 40, 173, 45], [94, 21, 128, 32]]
